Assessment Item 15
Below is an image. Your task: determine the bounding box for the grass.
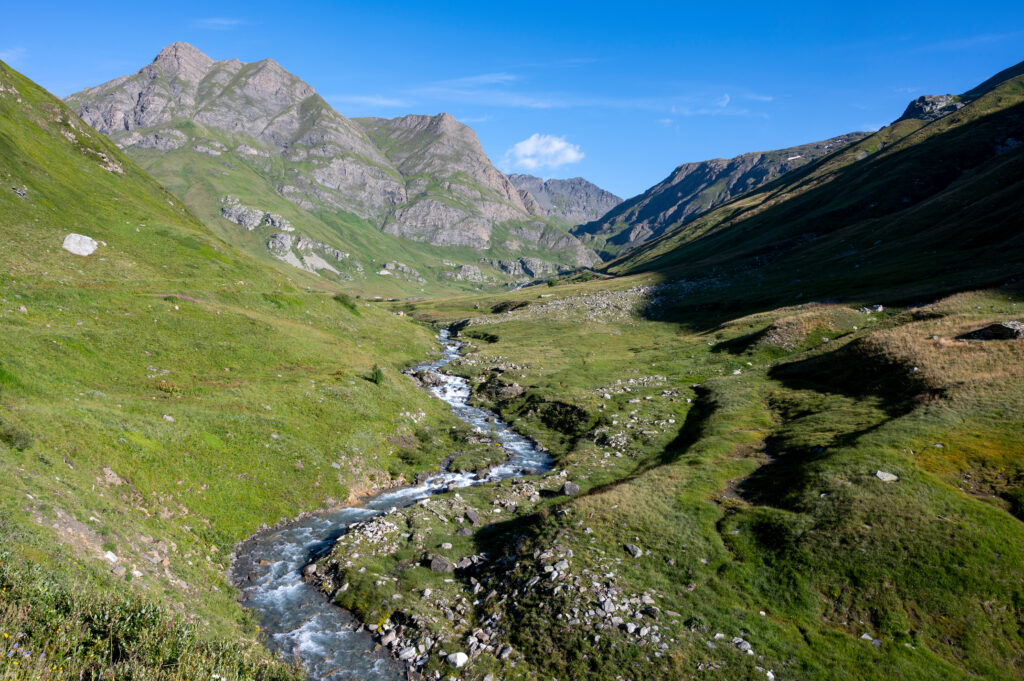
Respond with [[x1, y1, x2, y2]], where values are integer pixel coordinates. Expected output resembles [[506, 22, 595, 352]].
[[377, 278, 1024, 680]]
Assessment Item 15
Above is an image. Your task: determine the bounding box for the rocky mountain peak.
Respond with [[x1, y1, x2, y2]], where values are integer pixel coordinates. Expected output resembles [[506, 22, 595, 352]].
[[152, 42, 214, 82], [507, 174, 622, 226]]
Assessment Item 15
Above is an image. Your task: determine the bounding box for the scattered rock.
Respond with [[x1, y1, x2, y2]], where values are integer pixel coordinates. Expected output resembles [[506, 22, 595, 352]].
[[962, 321, 1024, 340], [430, 555, 455, 573], [101, 467, 125, 486], [561, 481, 580, 496], [62, 233, 99, 256], [446, 651, 469, 668], [875, 470, 899, 482], [625, 543, 643, 558]]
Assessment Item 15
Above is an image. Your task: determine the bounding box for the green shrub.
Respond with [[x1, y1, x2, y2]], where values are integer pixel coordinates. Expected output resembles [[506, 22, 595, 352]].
[[333, 292, 361, 315]]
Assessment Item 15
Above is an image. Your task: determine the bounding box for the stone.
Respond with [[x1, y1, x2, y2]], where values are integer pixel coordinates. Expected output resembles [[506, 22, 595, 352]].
[[465, 509, 481, 525], [62, 233, 98, 256], [429, 556, 455, 573], [446, 651, 469, 668], [455, 527, 473, 537], [625, 543, 643, 558], [875, 470, 899, 482], [111, 565, 127, 577], [398, 646, 417, 660], [561, 481, 580, 496], [963, 321, 1024, 340]]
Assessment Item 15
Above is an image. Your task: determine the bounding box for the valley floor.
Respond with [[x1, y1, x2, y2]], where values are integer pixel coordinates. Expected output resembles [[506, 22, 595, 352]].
[[308, 276, 1024, 681]]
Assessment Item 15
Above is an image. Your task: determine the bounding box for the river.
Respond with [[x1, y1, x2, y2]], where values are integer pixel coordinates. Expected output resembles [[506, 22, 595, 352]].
[[230, 329, 552, 679]]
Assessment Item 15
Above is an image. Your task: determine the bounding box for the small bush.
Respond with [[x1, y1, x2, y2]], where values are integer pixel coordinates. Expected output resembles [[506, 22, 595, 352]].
[[0, 420, 31, 451], [333, 292, 361, 315], [370, 364, 385, 385]]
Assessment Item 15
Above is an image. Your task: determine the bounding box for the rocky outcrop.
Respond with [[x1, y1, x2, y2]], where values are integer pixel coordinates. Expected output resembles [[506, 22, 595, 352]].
[[573, 133, 867, 257], [508, 174, 622, 226], [896, 94, 964, 122]]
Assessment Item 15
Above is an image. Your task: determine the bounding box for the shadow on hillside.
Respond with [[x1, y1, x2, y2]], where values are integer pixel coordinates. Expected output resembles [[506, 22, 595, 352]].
[[736, 339, 930, 508], [626, 101, 1024, 329]]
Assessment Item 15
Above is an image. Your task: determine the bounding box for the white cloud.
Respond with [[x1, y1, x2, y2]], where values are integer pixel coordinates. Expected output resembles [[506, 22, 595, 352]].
[[0, 47, 27, 67], [657, 118, 674, 125], [194, 18, 245, 30], [717, 93, 731, 107], [326, 94, 410, 108], [503, 134, 584, 171]]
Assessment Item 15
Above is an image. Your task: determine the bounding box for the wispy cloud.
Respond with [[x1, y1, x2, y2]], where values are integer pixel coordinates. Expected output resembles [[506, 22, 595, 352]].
[[440, 73, 519, 87], [0, 47, 27, 67], [326, 94, 411, 108], [913, 31, 1023, 53], [194, 17, 245, 30], [502, 133, 584, 171], [656, 118, 674, 126]]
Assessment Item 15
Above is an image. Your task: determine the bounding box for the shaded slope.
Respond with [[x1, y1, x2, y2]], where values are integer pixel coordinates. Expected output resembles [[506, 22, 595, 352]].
[[607, 65, 1024, 312]]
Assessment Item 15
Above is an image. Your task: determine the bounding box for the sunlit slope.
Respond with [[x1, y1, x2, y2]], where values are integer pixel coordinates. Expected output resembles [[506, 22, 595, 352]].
[[0, 59, 467, 677]]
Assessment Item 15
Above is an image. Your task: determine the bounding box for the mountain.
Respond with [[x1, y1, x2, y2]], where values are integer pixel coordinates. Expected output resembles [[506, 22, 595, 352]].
[[573, 132, 868, 258], [607, 60, 1024, 311], [0, 55, 467, 675], [506, 174, 622, 226], [65, 43, 597, 293]]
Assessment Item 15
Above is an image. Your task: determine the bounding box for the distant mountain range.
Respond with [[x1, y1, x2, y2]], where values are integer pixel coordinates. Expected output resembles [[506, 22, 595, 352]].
[[507, 174, 622, 226], [572, 133, 868, 258], [65, 43, 602, 292]]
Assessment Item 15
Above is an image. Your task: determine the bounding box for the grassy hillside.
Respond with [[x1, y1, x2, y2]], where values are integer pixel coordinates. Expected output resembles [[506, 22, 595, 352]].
[[0, 59, 478, 678], [606, 69, 1024, 312]]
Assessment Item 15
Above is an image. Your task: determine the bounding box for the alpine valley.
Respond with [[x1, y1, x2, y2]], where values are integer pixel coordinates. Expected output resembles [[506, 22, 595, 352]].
[[1, 30, 1023, 681]]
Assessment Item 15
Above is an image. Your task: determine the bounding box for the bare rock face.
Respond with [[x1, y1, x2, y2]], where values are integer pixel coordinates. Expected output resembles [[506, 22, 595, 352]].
[[897, 94, 965, 122], [66, 43, 598, 271], [508, 174, 622, 226]]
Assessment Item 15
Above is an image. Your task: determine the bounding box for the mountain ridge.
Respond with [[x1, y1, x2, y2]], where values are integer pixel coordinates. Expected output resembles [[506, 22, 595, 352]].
[[65, 43, 598, 292], [506, 173, 623, 226], [572, 132, 868, 258]]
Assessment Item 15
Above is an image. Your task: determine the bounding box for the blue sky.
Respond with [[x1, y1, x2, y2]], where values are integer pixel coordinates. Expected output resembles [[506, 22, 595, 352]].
[[2, 1, 1022, 197]]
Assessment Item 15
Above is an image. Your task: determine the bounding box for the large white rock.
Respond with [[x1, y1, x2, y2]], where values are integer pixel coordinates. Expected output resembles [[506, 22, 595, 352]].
[[446, 652, 469, 668], [875, 470, 899, 482], [62, 233, 98, 256]]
